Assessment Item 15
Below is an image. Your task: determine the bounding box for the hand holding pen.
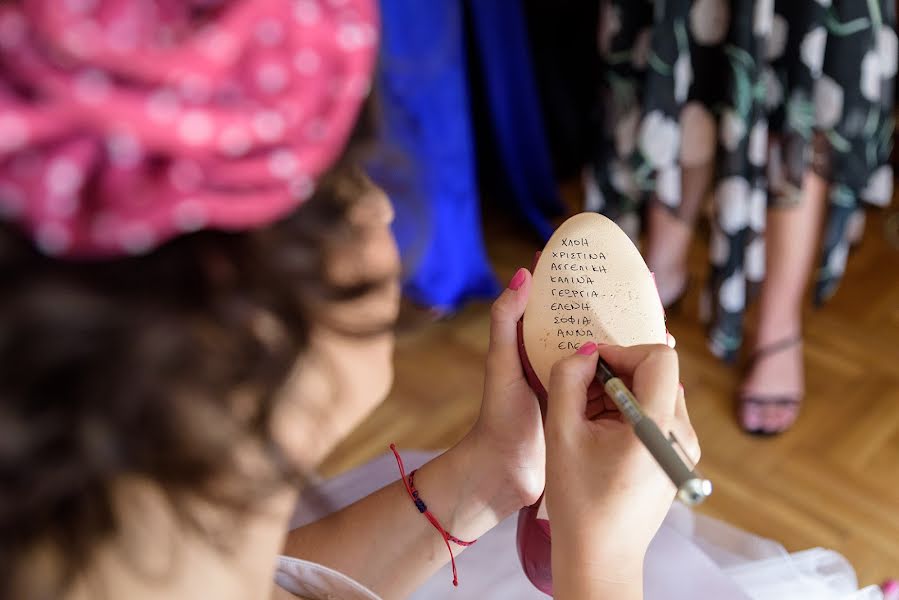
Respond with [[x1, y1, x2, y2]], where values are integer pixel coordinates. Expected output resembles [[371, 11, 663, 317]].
[[596, 352, 712, 506], [543, 342, 704, 593]]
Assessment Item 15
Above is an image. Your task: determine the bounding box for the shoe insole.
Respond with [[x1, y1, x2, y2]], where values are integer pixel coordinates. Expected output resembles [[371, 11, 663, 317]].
[[519, 212, 667, 401]]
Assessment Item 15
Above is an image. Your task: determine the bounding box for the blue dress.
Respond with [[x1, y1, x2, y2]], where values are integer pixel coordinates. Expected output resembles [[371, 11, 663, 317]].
[[371, 0, 565, 311], [370, 0, 498, 312]]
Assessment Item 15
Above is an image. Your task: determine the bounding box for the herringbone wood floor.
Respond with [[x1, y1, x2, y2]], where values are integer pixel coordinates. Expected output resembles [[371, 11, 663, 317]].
[[322, 197, 899, 587]]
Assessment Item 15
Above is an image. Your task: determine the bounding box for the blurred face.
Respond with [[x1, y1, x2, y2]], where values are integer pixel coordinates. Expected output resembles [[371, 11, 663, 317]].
[[274, 182, 401, 469]]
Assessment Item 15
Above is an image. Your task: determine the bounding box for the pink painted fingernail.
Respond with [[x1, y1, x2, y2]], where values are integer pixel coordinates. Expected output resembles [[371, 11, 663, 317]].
[[576, 341, 597, 356], [508, 268, 526, 291]]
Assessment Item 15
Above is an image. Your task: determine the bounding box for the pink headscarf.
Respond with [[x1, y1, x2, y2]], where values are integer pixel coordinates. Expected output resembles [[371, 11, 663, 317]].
[[0, 0, 377, 258]]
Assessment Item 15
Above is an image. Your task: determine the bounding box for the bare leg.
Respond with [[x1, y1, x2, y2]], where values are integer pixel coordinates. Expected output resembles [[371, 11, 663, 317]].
[[645, 163, 714, 305], [645, 203, 692, 305], [740, 171, 827, 432]]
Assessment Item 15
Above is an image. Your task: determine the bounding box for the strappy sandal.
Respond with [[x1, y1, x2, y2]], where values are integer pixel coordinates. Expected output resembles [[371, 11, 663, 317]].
[[662, 274, 691, 314], [648, 201, 693, 314], [737, 334, 804, 436]]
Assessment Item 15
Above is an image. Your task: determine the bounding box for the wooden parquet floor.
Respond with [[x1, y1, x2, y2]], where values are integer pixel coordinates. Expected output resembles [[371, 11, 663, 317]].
[[322, 198, 899, 587]]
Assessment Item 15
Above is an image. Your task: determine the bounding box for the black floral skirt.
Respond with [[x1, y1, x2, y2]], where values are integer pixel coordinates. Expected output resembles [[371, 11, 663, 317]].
[[590, 0, 896, 361]]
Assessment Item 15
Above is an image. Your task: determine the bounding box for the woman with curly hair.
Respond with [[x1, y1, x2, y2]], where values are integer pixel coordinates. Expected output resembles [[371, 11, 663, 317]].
[[1, 1, 885, 598], [0, 1, 699, 599]]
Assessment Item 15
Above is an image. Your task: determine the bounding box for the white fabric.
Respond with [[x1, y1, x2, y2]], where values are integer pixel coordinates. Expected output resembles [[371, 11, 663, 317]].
[[278, 452, 881, 600], [275, 556, 381, 600]]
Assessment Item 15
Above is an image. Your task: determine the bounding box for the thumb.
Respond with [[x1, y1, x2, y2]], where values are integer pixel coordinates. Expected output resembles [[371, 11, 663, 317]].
[[486, 267, 531, 384], [546, 342, 600, 431]]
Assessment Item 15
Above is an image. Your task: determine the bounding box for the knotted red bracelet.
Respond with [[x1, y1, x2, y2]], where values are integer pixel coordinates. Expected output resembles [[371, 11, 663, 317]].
[[389, 444, 477, 586]]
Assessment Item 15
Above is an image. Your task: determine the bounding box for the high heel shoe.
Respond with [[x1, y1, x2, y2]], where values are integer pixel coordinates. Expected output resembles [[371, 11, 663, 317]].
[[661, 274, 691, 315], [515, 212, 668, 594], [736, 334, 804, 436]]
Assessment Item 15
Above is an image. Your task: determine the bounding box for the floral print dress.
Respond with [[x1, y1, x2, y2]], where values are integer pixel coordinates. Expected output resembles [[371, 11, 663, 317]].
[[589, 0, 896, 361]]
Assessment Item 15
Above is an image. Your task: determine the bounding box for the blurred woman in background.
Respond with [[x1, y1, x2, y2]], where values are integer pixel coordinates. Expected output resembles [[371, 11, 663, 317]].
[[587, 0, 896, 434]]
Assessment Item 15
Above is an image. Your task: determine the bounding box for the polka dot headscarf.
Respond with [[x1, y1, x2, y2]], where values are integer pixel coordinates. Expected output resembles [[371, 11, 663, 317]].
[[0, 0, 378, 258]]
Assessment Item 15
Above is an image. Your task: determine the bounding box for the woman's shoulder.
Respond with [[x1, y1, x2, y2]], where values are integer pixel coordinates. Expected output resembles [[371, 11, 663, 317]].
[[272, 555, 382, 600]]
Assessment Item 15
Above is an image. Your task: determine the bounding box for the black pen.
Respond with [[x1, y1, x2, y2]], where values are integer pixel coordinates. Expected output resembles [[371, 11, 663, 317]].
[[595, 356, 713, 506]]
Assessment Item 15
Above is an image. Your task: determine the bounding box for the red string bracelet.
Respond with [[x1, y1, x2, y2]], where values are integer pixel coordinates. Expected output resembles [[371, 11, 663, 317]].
[[389, 444, 477, 587]]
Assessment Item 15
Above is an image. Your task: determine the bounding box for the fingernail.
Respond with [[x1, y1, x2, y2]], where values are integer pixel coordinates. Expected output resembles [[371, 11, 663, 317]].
[[679, 383, 685, 393], [508, 268, 526, 291], [576, 341, 597, 356]]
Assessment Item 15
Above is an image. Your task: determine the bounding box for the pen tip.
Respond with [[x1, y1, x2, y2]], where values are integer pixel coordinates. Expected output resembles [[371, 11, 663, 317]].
[[595, 357, 615, 383]]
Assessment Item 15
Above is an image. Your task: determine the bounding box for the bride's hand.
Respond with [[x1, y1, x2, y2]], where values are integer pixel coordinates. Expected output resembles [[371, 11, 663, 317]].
[[545, 343, 700, 584], [461, 267, 545, 515]]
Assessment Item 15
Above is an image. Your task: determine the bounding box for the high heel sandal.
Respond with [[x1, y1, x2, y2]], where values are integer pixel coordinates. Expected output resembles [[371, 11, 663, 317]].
[[650, 267, 691, 315], [647, 198, 695, 315], [662, 274, 691, 315], [736, 334, 804, 436]]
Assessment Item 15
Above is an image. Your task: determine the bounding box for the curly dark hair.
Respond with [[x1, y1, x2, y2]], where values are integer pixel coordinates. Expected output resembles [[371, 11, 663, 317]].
[[0, 103, 388, 598]]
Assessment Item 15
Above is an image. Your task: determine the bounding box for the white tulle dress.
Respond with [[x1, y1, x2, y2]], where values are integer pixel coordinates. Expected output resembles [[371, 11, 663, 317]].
[[276, 452, 882, 600]]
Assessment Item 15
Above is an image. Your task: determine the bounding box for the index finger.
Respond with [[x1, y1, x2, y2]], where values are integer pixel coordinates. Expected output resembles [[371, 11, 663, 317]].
[[596, 344, 680, 420]]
